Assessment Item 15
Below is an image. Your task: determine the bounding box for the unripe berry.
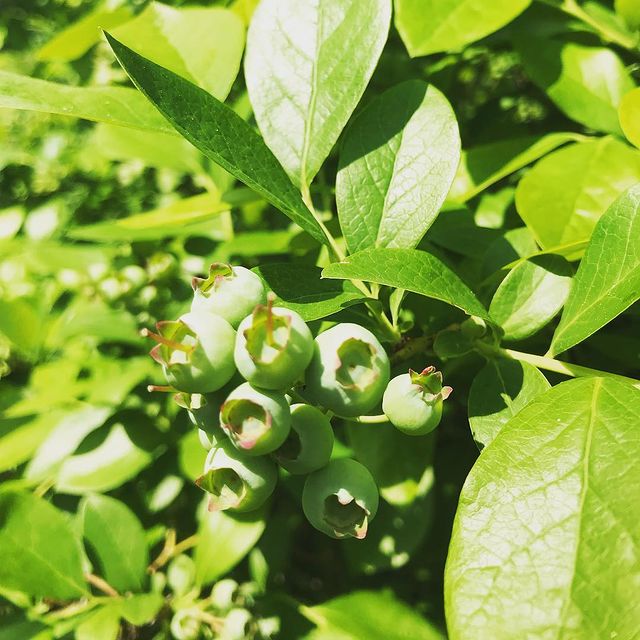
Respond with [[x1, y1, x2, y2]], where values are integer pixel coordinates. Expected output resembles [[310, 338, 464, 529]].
[[174, 392, 223, 450], [303, 323, 390, 417], [196, 439, 277, 512], [234, 299, 313, 391], [273, 404, 334, 474], [170, 611, 200, 640], [191, 263, 266, 328], [220, 382, 291, 455], [302, 458, 379, 539], [382, 367, 452, 436], [146, 310, 236, 394]]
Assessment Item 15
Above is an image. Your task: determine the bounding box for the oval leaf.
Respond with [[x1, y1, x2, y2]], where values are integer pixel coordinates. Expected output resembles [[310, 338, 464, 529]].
[[245, 0, 391, 187], [620, 87, 640, 149], [446, 377, 640, 639], [105, 33, 327, 247], [0, 492, 87, 600], [468, 358, 550, 448], [551, 184, 640, 355], [337, 80, 460, 253], [322, 248, 489, 320], [515, 137, 640, 248]]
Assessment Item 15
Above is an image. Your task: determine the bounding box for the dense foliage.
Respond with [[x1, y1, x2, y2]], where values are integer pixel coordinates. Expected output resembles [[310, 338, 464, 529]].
[[1, 0, 639, 639]]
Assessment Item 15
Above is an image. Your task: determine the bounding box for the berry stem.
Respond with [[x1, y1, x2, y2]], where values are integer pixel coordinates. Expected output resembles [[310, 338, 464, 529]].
[[343, 414, 389, 424]]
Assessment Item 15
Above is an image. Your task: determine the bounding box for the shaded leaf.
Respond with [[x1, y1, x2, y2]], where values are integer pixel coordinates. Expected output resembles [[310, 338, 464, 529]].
[[620, 87, 640, 149]]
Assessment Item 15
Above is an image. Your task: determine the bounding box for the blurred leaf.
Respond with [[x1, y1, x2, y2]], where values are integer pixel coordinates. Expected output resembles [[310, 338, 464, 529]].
[[194, 503, 267, 586], [515, 137, 640, 248], [245, 0, 391, 187], [620, 87, 640, 149], [337, 81, 460, 253], [254, 264, 366, 321], [551, 184, 640, 355], [212, 231, 294, 261], [489, 255, 573, 340], [0, 72, 174, 133], [0, 492, 87, 600], [322, 248, 489, 320], [75, 604, 120, 640], [112, 3, 245, 101], [303, 591, 444, 639], [55, 423, 155, 494], [0, 207, 24, 240], [106, 33, 328, 247], [446, 378, 640, 639], [0, 613, 49, 640], [616, 0, 640, 28], [516, 39, 635, 134], [178, 429, 207, 482], [118, 593, 164, 625], [0, 296, 49, 358], [37, 0, 132, 62], [468, 358, 550, 448], [81, 494, 148, 593]]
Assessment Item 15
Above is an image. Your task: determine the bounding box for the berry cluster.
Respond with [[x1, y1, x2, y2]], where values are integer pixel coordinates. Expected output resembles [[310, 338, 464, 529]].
[[144, 263, 451, 540]]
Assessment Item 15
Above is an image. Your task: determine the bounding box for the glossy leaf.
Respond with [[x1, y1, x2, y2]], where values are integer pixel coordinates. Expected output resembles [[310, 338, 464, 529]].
[[395, 0, 531, 57], [322, 248, 489, 320], [517, 39, 635, 134], [253, 264, 366, 321], [551, 185, 640, 355], [489, 255, 573, 340], [194, 504, 266, 586], [105, 34, 327, 246], [81, 495, 148, 593], [468, 358, 550, 448], [619, 87, 640, 149], [244, 0, 391, 187], [303, 591, 444, 639], [448, 132, 583, 204], [337, 80, 460, 253], [0, 492, 86, 600], [446, 378, 640, 639], [0, 71, 174, 134], [515, 137, 640, 248], [112, 3, 245, 101]]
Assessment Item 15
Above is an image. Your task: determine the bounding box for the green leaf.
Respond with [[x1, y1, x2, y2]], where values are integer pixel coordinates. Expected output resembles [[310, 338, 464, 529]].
[[303, 591, 444, 640], [105, 33, 328, 247], [244, 0, 391, 187], [445, 377, 640, 639], [515, 137, 640, 248], [112, 3, 245, 101], [81, 494, 148, 593], [550, 185, 640, 356], [0, 492, 87, 600], [336, 80, 459, 253], [253, 264, 366, 321], [0, 71, 174, 134], [468, 358, 550, 448], [36, 0, 132, 62], [620, 87, 640, 150], [516, 39, 635, 135], [75, 605, 121, 640], [194, 504, 266, 586], [55, 423, 154, 494], [322, 248, 489, 320], [489, 255, 573, 340], [448, 132, 583, 204], [395, 0, 531, 57], [616, 0, 640, 29], [0, 613, 49, 640], [118, 593, 164, 625]]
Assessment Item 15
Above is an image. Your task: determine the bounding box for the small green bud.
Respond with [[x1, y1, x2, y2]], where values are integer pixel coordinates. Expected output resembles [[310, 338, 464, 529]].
[[302, 458, 379, 539], [234, 298, 313, 391], [170, 610, 200, 640], [191, 263, 266, 328], [196, 439, 277, 512], [273, 404, 334, 475], [146, 310, 236, 394], [303, 323, 390, 417], [209, 578, 239, 612], [167, 554, 196, 598], [382, 367, 452, 436], [220, 382, 291, 455], [220, 608, 252, 640]]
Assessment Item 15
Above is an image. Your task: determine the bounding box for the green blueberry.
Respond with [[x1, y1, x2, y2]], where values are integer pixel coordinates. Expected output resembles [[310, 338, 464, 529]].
[[191, 263, 266, 328], [234, 301, 313, 390], [382, 367, 452, 436], [220, 382, 291, 455], [303, 323, 390, 417], [196, 438, 277, 512], [302, 458, 379, 539], [148, 310, 236, 394], [273, 404, 334, 474]]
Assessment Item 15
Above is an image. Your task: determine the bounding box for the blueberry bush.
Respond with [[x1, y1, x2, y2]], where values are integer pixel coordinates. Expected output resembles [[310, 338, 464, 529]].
[[1, 0, 639, 638]]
